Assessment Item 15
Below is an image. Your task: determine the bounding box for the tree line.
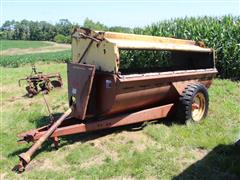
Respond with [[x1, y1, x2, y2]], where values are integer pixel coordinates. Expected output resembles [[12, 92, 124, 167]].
[[0, 18, 132, 43]]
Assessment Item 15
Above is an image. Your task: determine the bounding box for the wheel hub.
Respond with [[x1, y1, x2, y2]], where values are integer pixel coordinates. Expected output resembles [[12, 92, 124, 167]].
[[191, 92, 206, 122]]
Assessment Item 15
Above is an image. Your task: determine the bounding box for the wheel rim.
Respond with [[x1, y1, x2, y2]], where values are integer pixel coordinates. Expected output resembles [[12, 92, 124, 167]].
[[191, 92, 206, 122]]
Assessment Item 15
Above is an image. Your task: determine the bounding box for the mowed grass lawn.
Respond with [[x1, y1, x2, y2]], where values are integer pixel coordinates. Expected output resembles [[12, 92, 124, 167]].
[[1, 63, 240, 179], [0, 40, 52, 50]]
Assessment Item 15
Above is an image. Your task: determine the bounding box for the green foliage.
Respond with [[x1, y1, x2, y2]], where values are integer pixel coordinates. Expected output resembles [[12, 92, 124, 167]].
[[0, 19, 73, 41], [0, 40, 51, 50], [0, 31, 6, 39], [53, 34, 70, 44], [83, 18, 108, 31], [65, 144, 100, 164], [0, 50, 71, 67], [108, 26, 132, 33], [55, 19, 73, 36], [137, 15, 240, 79], [120, 50, 171, 71]]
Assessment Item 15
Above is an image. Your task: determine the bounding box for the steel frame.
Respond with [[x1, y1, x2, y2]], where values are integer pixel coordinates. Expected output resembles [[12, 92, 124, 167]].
[[18, 103, 174, 143]]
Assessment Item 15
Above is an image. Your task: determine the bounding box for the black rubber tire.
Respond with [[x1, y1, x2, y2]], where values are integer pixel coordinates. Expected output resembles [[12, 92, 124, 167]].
[[51, 80, 62, 88], [177, 83, 209, 123]]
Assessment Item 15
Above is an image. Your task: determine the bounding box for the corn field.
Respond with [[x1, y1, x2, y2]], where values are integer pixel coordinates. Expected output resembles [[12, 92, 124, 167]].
[[0, 50, 71, 67], [134, 15, 240, 80]]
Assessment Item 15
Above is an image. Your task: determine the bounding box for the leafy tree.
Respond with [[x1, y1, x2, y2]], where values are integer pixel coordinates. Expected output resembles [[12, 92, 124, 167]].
[[83, 18, 108, 31], [54, 34, 70, 43], [56, 19, 72, 36], [109, 26, 132, 33]]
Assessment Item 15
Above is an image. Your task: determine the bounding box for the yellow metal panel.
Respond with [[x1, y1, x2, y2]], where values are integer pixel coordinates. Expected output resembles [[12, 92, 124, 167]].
[[72, 36, 119, 73], [103, 31, 196, 45], [105, 39, 212, 52], [72, 37, 92, 62]]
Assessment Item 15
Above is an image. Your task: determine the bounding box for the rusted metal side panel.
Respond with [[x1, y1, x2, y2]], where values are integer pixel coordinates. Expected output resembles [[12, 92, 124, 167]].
[[85, 69, 217, 118], [67, 63, 95, 120], [172, 78, 213, 95]]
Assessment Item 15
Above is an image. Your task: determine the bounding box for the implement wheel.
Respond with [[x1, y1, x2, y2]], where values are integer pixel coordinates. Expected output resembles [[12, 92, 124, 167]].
[[51, 80, 62, 88], [26, 86, 38, 98], [177, 84, 209, 123]]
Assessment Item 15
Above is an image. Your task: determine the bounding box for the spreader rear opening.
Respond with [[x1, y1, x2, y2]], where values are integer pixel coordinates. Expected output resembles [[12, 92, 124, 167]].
[[119, 49, 214, 75]]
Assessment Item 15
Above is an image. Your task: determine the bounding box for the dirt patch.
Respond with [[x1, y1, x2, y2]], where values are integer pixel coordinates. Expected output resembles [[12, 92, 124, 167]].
[[80, 155, 106, 169], [78, 130, 156, 170], [90, 138, 119, 161], [26, 158, 62, 172], [1, 84, 27, 106], [192, 148, 209, 160], [176, 147, 209, 170], [2, 82, 66, 110], [107, 176, 136, 180], [107, 176, 157, 180], [2, 86, 41, 108], [0, 173, 7, 180], [115, 131, 156, 152], [2, 42, 70, 56], [1, 84, 20, 93], [82, 130, 155, 162]]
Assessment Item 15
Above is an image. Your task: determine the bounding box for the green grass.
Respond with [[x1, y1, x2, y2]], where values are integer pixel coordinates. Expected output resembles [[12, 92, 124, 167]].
[[65, 144, 101, 164], [0, 50, 71, 67], [0, 40, 52, 50], [1, 63, 240, 179]]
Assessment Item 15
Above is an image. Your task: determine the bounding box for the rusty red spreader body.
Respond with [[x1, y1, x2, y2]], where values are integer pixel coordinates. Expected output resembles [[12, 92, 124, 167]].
[[14, 28, 217, 172]]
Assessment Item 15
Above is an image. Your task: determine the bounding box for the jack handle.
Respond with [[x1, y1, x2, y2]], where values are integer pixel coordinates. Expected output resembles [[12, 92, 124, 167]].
[[13, 106, 73, 173]]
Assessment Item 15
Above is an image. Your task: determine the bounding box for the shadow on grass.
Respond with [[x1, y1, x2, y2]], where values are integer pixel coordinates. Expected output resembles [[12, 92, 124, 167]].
[[173, 144, 240, 180], [9, 112, 179, 157], [52, 115, 181, 147], [34, 113, 63, 127]]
